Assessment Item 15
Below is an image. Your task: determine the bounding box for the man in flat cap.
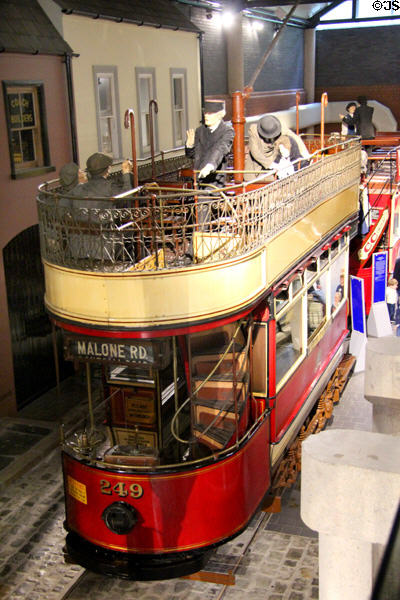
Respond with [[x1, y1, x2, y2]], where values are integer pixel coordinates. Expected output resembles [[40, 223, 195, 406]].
[[68, 154, 132, 261], [72, 153, 132, 205], [245, 115, 309, 181], [185, 100, 234, 188]]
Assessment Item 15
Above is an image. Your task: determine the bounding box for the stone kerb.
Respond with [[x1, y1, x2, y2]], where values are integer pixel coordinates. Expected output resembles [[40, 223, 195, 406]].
[[365, 336, 400, 435], [301, 429, 400, 600]]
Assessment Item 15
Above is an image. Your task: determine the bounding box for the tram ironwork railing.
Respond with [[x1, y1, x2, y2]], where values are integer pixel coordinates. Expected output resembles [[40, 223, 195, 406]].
[[37, 140, 361, 273]]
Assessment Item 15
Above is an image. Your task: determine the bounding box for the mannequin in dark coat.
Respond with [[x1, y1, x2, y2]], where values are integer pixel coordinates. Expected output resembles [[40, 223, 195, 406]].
[[185, 100, 234, 188], [354, 96, 375, 139]]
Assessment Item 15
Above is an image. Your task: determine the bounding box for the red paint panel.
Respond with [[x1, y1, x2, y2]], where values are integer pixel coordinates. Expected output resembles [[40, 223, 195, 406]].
[[63, 419, 270, 554], [52, 304, 254, 340], [272, 306, 347, 443]]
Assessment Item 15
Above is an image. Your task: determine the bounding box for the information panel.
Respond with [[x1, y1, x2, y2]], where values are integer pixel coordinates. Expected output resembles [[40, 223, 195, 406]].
[[350, 276, 366, 334], [372, 251, 387, 305]]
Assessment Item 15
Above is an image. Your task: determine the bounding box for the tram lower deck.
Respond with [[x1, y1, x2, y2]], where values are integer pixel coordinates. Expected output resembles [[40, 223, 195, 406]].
[[37, 135, 361, 578]]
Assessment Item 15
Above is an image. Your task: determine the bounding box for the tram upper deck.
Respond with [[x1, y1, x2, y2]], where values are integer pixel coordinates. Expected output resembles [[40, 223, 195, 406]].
[[37, 137, 361, 332]]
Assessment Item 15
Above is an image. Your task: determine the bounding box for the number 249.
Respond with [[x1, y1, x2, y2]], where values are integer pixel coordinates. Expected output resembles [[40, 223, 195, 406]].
[[100, 479, 143, 498]]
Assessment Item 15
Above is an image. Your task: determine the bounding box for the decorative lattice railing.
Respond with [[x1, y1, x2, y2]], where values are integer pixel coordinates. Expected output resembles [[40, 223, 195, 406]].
[[37, 141, 361, 273]]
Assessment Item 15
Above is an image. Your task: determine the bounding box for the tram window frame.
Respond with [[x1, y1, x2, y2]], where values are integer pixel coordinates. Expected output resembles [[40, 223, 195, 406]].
[[170, 69, 188, 148], [2, 81, 54, 180], [275, 293, 306, 390], [93, 66, 122, 159], [330, 248, 347, 317], [135, 67, 158, 158], [307, 270, 328, 342]]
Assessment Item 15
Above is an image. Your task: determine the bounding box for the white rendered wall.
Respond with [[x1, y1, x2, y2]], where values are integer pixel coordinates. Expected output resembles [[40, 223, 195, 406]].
[[62, 15, 201, 167]]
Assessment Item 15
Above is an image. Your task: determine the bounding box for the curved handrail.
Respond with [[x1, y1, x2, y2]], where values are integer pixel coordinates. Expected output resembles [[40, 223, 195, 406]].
[[170, 321, 244, 444], [320, 92, 328, 150], [124, 108, 138, 187]]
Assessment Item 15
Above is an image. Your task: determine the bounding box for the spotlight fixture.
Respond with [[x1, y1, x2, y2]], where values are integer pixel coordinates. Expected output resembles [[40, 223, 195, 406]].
[[206, 8, 212, 19]]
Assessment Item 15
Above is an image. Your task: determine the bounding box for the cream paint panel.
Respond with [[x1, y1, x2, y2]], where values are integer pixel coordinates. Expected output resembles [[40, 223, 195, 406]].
[[62, 15, 201, 165], [266, 185, 359, 286], [44, 250, 266, 327]]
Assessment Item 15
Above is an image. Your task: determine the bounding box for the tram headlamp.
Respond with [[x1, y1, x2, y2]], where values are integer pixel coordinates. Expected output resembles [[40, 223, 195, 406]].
[[102, 502, 137, 535]]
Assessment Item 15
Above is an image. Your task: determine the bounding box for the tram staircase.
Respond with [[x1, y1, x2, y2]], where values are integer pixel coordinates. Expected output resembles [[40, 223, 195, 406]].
[[190, 327, 250, 450]]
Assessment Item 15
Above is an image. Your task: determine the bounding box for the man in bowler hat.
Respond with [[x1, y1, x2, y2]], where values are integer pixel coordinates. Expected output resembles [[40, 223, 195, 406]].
[[245, 114, 309, 181]]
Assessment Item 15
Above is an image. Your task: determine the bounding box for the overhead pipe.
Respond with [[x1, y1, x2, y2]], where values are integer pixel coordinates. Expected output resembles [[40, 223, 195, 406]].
[[124, 108, 138, 187], [320, 92, 328, 150], [64, 53, 79, 164], [149, 99, 159, 180], [232, 1, 300, 182]]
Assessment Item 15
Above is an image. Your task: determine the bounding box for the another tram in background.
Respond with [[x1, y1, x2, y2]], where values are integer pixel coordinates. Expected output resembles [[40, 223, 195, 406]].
[[350, 141, 400, 314], [37, 92, 361, 579]]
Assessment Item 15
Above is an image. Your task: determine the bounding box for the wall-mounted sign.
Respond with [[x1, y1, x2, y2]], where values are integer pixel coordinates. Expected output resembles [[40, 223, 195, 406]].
[[64, 336, 170, 368], [350, 276, 366, 335], [372, 251, 388, 305]]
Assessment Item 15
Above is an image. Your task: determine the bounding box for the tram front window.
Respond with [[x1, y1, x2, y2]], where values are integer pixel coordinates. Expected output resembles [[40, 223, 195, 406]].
[[62, 337, 191, 468]]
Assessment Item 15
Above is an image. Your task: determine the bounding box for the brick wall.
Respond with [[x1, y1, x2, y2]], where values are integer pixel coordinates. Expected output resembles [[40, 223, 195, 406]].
[[176, 3, 304, 96], [315, 26, 400, 131], [316, 26, 400, 88], [243, 21, 304, 92], [177, 5, 228, 95]]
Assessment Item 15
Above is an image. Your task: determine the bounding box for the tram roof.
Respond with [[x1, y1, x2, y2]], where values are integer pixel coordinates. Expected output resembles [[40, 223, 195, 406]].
[[53, 0, 201, 33], [0, 0, 73, 55]]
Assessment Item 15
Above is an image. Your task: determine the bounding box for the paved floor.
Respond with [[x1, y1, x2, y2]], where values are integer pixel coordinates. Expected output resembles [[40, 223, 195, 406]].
[[0, 365, 372, 600]]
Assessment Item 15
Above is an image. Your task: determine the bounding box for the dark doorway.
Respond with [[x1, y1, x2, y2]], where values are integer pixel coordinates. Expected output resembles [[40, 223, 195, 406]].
[[3, 225, 73, 410]]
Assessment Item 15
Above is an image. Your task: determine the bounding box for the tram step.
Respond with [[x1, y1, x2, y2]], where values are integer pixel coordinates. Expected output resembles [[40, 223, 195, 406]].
[[192, 348, 248, 379], [190, 325, 245, 355], [193, 398, 247, 430], [193, 423, 236, 450], [194, 379, 247, 403]]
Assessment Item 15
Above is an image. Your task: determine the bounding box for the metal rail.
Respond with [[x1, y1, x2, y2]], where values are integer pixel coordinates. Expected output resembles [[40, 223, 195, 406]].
[[37, 140, 361, 274]]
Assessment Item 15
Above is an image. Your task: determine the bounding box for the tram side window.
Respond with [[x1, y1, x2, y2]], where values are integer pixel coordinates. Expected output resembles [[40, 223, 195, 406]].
[[330, 254, 347, 314], [307, 271, 328, 337], [3, 82, 53, 179], [276, 295, 303, 385]]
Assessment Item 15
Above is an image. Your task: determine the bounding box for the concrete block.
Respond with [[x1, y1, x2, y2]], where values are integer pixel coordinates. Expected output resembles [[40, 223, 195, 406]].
[[301, 429, 400, 544], [365, 337, 400, 434], [301, 429, 400, 600]]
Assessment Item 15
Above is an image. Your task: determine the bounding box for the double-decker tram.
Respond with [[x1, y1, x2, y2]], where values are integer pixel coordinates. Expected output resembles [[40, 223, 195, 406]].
[[37, 94, 361, 579], [349, 141, 400, 314]]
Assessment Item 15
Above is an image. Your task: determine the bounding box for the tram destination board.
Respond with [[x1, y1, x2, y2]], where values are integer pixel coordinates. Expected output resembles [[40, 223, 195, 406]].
[[64, 335, 171, 368]]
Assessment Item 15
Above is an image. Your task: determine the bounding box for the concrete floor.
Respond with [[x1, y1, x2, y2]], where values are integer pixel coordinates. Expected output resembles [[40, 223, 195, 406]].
[[0, 365, 372, 600]]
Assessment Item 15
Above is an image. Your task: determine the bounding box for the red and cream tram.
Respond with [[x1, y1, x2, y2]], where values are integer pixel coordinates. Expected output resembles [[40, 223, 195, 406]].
[[349, 141, 400, 314], [37, 95, 361, 579]]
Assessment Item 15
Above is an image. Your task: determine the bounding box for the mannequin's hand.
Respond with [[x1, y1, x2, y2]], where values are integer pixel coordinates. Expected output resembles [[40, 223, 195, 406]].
[[199, 163, 214, 179], [122, 159, 132, 174], [279, 144, 290, 159], [186, 129, 195, 148]]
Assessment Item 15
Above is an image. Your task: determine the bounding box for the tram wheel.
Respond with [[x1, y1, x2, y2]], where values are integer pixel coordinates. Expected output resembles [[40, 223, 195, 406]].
[[65, 531, 212, 580]]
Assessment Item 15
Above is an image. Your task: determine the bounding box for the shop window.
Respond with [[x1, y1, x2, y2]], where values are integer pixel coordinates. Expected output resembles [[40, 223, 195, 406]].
[[93, 66, 122, 158], [3, 81, 54, 179], [170, 69, 188, 147], [135, 68, 158, 157]]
